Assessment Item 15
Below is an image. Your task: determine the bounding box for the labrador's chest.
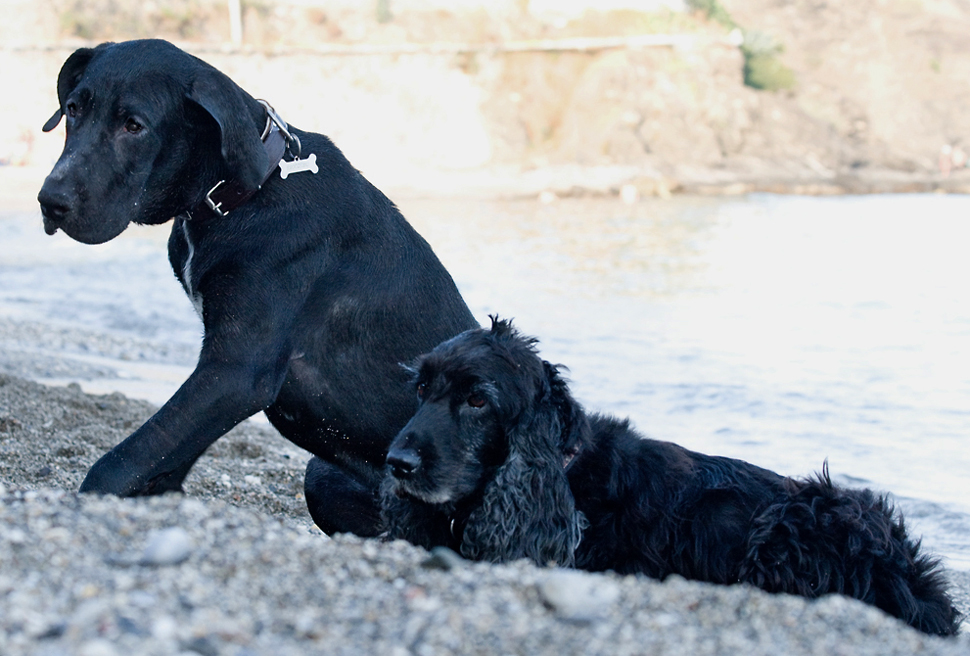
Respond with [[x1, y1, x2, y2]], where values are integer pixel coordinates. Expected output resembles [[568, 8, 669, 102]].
[[169, 218, 204, 319]]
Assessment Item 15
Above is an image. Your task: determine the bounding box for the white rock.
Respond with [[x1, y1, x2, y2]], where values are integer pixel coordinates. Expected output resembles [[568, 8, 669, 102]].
[[537, 569, 620, 622], [140, 527, 193, 566], [79, 639, 119, 656], [151, 614, 179, 640]]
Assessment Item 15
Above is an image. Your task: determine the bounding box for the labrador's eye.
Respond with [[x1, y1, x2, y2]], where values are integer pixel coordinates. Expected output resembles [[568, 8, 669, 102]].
[[124, 118, 144, 134], [467, 394, 486, 409], [416, 382, 427, 399], [66, 102, 78, 118]]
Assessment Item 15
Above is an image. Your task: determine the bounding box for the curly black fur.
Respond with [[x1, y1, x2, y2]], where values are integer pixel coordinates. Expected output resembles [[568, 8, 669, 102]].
[[380, 322, 586, 566], [380, 318, 960, 637]]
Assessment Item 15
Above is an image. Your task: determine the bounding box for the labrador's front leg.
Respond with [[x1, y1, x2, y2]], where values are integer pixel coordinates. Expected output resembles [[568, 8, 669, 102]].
[[80, 271, 296, 496]]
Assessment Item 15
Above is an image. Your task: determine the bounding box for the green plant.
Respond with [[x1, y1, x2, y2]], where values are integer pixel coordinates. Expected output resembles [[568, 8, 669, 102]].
[[742, 52, 795, 90], [376, 0, 392, 23], [740, 31, 795, 91], [686, 2, 793, 91], [685, 0, 736, 30]]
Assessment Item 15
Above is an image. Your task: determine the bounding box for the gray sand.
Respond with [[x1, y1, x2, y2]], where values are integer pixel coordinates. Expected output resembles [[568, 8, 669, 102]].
[[1, 371, 968, 655]]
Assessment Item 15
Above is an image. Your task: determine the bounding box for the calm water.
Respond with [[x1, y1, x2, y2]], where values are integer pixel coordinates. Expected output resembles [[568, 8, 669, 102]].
[[1, 192, 968, 569]]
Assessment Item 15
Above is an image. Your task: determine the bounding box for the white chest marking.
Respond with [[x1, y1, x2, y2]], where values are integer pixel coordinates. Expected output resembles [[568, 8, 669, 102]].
[[181, 223, 204, 319]]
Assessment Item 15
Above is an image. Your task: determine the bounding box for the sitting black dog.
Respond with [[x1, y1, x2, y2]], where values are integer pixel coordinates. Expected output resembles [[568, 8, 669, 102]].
[[36, 39, 477, 535], [381, 318, 960, 636]]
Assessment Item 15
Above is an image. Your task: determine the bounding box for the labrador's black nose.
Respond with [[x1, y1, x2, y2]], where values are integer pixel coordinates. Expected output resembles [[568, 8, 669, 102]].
[[386, 446, 422, 479], [37, 186, 72, 234]]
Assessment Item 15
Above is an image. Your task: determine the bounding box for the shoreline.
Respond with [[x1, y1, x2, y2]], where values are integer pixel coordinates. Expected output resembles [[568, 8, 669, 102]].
[[5, 164, 970, 209], [1, 373, 969, 654]]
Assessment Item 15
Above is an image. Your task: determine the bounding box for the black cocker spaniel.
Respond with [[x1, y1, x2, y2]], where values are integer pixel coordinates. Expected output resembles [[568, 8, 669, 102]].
[[380, 318, 960, 637]]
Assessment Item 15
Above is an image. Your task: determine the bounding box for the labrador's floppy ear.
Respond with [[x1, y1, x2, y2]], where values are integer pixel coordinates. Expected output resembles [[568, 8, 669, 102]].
[[43, 46, 103, 132], [186, 69, 268, 191]]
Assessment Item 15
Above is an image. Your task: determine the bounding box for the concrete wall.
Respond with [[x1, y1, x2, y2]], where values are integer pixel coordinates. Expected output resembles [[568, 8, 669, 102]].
[[289, 0, 686, 14]]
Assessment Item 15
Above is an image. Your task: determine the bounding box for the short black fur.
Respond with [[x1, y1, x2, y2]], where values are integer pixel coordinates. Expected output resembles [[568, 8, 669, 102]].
[[37, 39, 478, 534], [380, 318, 961, 637]]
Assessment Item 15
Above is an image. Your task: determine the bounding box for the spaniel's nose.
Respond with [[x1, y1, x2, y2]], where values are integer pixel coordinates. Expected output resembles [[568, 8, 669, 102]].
[[386, 447, 422, 479]]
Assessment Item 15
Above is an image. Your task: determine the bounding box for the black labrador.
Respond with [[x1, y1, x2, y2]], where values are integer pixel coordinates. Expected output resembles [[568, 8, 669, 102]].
[[36, 39, 477, 535], [380, 318, 960, 636]]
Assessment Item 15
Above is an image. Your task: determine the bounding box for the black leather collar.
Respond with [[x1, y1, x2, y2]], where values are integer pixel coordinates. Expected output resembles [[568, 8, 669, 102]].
[[185, 101, 289, 220]]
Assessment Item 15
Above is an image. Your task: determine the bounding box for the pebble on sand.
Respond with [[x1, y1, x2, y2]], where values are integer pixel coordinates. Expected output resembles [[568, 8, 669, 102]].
[[140, 526, 194, 566]]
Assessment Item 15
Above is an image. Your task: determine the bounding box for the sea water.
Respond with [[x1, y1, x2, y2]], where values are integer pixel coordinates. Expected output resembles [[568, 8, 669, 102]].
[[1, 192, 968, 569]]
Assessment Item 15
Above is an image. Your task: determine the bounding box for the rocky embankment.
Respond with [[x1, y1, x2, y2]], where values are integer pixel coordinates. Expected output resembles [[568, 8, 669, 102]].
[[5, 1, 970, 197]]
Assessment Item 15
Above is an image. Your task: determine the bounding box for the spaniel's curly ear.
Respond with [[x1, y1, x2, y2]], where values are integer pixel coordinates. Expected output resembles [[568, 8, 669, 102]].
[[461, 363, 587, 566], [543, 360, 588, 456]]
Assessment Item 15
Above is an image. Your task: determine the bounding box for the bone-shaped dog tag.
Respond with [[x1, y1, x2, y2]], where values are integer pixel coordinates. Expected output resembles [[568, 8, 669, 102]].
[[279, 153, 318, 179]]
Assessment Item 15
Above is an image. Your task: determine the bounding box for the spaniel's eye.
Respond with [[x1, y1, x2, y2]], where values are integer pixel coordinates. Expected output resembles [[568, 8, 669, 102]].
[[416, 382, 427, 399], [66, 102, 78, 118], [467, 394, 486, 409], [124, 118, 144, 134]]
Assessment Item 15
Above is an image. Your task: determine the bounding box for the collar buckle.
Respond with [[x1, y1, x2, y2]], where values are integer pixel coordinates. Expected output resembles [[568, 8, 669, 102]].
[[188, 101, 288, 220], [203, 180, 228, 217]]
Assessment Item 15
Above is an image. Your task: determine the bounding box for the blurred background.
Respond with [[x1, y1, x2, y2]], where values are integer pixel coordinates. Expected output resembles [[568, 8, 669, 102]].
[[3, 0, 970, 194], [1, 1, 969, 571]]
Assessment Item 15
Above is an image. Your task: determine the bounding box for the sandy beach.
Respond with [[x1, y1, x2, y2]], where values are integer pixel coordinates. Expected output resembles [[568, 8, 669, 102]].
[[1, 367, 969, 654]]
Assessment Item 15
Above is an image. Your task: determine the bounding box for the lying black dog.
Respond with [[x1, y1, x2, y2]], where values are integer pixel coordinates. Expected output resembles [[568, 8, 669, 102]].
[[381, 318, 960, 636], [36, 39, 477, 535]]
